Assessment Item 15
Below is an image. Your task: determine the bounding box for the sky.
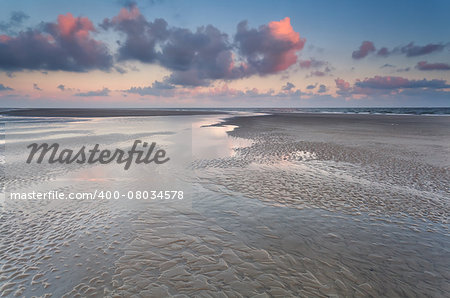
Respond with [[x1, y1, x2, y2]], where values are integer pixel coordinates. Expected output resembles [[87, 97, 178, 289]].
[[0, 0, 449, 108]]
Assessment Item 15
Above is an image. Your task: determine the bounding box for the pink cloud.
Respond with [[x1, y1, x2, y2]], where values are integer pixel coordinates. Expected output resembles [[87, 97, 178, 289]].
[[235, 17, 306, 75], [114, 5, 141, 22], [0, 13, 112, 71], [352, 41, 376, 59], [266, 17, 305, 71], [103, 7, 307, 85], [0, 35, 12, 42], [335, 78, 351, 90], [57, 13, 94, 38]]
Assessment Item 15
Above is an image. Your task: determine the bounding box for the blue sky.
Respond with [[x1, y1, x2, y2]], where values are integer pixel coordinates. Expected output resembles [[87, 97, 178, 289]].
[[0, 0, 449, 107]]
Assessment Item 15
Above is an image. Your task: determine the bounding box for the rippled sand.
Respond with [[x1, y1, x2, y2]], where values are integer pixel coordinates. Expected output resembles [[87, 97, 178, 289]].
[[1, 113, 449, 297], [194, 114, 449, 222]]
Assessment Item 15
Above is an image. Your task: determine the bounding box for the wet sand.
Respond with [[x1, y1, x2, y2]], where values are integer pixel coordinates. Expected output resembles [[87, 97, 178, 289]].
[[1, 112, 449, 297], [220, 112, 450, 167], [200, 113, 449, 222]]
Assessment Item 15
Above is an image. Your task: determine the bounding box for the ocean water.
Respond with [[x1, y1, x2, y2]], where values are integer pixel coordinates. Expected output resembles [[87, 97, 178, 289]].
[[253, 107, 450, 115], [1, 107, 450, 117], [0, 112, 449, 296]]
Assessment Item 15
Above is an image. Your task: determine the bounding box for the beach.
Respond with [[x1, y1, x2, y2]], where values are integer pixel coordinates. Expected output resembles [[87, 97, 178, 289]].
[[0, 111, 449, 296], [0, 108, 226, 117], [208, 113, 449, 219]]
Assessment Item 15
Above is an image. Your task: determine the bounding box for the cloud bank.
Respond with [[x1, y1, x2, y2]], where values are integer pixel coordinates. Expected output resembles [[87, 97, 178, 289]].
[[416, 61, 450, 71], [75, 87, 110, 97], [336, 76, 450, 98], [352, 41, 447, 59]]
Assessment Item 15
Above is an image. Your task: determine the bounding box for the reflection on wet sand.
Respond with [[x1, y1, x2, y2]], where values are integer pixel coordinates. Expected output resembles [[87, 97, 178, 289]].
[[0, 113, 449, 297]]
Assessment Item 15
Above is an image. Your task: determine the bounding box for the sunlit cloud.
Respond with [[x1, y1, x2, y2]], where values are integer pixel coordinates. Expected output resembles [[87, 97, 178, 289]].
[[0, 1, 449, 107], [0, 13, 112, 71]]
